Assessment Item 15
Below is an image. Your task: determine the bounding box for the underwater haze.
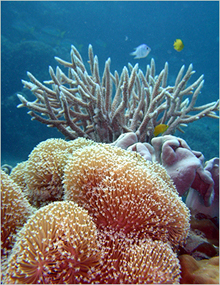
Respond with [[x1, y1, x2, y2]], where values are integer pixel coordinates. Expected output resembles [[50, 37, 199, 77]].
[[1, 1, 219, 166]]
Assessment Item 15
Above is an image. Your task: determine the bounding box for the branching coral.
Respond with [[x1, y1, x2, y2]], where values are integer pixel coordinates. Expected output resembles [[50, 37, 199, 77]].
[[64, 143, 190, 246], [3, 201, 101, 284], [17, 44, 219, 143]]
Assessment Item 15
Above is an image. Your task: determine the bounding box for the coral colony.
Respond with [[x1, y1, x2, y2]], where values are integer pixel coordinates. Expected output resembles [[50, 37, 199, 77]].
[[1, 45, 219, 284], [17, 44, 219, 143]]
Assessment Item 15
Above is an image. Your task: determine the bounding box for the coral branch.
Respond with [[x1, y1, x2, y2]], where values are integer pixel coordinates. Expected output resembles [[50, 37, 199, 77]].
[[17, 44, 219, 142]]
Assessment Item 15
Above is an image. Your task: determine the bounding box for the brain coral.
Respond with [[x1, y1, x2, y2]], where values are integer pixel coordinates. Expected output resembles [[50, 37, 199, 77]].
[[1, 171, 35, 262], [3, 201, 101, 284], [64, 144, 190, 246]]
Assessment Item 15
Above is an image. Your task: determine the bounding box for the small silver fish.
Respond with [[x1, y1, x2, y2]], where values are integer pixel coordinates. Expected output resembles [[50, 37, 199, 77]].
[[130, 44, 151, 59]]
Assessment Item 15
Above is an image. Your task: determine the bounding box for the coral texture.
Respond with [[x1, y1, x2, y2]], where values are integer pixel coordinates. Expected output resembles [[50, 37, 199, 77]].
[[9, 138, 96, 208], [10, 161, 28, 193], [24, 138, 70, 207], [96, 232, 181, 284], [17, 44, 219, 143], [64, 143, 190, 246], [1, 171, 35, 261], [3, 201, 101, 284]]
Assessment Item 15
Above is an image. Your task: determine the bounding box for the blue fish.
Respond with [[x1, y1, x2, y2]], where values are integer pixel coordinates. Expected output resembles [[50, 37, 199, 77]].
[[130, 44, 151, 59]]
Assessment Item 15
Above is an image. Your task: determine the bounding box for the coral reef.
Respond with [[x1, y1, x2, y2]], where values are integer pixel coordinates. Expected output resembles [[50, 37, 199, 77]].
[[1, 171, 35, 262], [150, 135, 215, 206], [190, 213, 219, 247], [2, 136, 219, 284], [17, 44, 219, 143], [9, 161, 28, 193], [2, 137, 192, 284]]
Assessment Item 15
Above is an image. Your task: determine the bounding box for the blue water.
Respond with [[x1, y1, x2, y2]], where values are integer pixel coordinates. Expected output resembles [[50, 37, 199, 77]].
[[1, 1, 219, 166]]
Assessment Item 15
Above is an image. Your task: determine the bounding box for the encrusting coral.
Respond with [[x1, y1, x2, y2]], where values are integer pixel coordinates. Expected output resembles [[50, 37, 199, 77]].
[[3, 201, 101, 284], [64, 142, 190, 247], [17, 44, 219, 143], [1, 171, 35, 262]]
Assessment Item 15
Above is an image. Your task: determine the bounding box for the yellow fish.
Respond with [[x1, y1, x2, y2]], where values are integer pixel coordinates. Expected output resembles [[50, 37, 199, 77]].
[[153, 124, 169, 136], [173, 39, 184, 52]]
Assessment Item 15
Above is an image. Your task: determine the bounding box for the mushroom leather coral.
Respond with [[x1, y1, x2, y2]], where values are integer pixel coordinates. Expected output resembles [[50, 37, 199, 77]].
[[9, 138, 96, 208], [3, 138, 192, 284], [64, 143, 190, 246], [3, 201, 101, 284], [1, 171, 35, 262], [24, 139, 71, 207], [96, 232, 181, 284], [10, 161, 28, 193]]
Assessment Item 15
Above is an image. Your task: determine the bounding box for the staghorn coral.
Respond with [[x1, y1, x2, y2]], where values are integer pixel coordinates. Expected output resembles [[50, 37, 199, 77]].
[[96, 232, 181, 284], [1, 171, 35, 262], [3, 201, 101, 284], [17, 44, 219, 143], [64, 143, 190, 247]]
